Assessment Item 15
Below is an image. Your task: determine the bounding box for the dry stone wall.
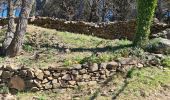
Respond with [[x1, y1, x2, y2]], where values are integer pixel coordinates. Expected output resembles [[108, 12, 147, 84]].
[[0, 18, 169, 40], [0, 57, 143, 92]]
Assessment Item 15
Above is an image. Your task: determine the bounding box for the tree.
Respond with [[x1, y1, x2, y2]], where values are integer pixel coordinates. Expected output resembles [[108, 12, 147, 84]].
[[6, 0, 34, 57], [112, 0, 135, 21], [2, 0, 15, 54], [133, 0, 157, 47]]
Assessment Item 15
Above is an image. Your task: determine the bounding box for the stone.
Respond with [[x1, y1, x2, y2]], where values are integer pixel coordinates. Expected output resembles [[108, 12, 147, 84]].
[[91, 77, 96, 81], [19, 70, 27, 76], [43, 70, 51, 76], [42, 78, 48, 84], [59, 80, 68, 87], [82, 74, 90, 79], [34, 69, 44, 80], [62, 74, 71, 81], [33, 79, 42, 88], [44, 82, 53, 89], [158, 38, 170, 54], [75, 75, 82, 81], [5, 65, 15, 71], [53, 72, 60, 78], [79, 69, 87, 74], [2, 71, 13, 79], [100, 75, 106, 79], [52, 79, 60, 88], [117, 65, 133, 72], [47, 77, 53, 81], [99, 70, 105, 75], [73, 64, 82, 70], [68, 81, 76, 85], [100, 63, 107, 69], [88, 81, 97, 86], [149, 38, 170, 54], [8, 75, 25, 91], [119, 58, 138, 65], [0, 94, 17, 100], [154, 54, 165, 59], [72, 70, 79, 75], [105, 70, 110, 77], [82, 63, 89, 68], [27, 69, 35, 78], [77, 82, 88, 86], [65, 48, 71, 53], [106, 61, 118, 71], [89, 63, 98, 72], [31, 87, 39, 92], [137, 63, 144, 68], [0, 70, 3, 76], [101, 91, 109, 96]]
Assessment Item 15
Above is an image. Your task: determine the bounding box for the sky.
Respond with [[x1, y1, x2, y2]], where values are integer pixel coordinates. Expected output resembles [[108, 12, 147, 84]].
[[0, 3, 21, 18]]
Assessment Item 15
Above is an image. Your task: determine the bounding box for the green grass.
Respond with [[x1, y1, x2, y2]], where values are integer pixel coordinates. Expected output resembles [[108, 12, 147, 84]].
[[118, 67, 170, 99], [162, 57, 170, 68], [0, 25, 134, 68]]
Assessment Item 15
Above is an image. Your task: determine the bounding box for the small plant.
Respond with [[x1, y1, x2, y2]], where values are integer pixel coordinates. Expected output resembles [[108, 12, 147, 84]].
[[63, 59, 74, 67], [38, 95, 46, 100], [23, 44, 34, 52], [146, 38, 161, 52], [162, 57, 170, 68], [0, 86, 9, 94]]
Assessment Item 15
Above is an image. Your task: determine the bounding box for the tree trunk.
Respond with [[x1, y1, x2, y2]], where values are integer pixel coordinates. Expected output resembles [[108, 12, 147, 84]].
[[2, 0, 15, 55], [6, 0, 34, 57], [157, 0, 163, 21], [133, 0, 157, 47]]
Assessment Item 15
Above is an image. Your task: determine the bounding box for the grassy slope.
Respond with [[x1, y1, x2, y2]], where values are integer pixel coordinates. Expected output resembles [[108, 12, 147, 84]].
[[0, 25, 170, 100], [0, 25, 132, 68]]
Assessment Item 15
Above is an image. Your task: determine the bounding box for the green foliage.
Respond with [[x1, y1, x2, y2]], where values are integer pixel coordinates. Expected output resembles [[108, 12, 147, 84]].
[[145, 38, 161, 52], [23, 44, 34, 52], [162, 57, 170, 68], [80, 54, 112, 64], [0, 86, 9, 94], [133, 0, 158, 47]]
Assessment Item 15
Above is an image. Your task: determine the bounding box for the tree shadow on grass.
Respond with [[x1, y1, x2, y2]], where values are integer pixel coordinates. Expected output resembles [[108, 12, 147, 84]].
[[89, 68, 135, 100], [70, 44, 132, 53], [36, 43, 133, 53]]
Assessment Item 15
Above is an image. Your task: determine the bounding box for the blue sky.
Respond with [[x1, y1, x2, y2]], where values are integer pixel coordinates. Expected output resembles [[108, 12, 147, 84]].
[[0, 3, 21, 18]]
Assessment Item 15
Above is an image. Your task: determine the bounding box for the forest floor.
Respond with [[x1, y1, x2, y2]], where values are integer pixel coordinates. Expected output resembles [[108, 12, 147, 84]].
[[0, 25, 170, 100]]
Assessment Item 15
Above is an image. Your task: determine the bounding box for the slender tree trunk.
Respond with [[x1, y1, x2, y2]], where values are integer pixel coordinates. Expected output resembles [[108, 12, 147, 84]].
[[133, 0, 157, 47], [6, 0, 34, 57], [157, 0, 163, 21], [2, 0, 15, 55]]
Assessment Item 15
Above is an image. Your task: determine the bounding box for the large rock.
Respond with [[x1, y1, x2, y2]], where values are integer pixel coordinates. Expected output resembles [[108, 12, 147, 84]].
[[73, 64, 82, 70], [2, 71, 13, 79], [8, 75, 25, 91], [89, 63, 98, 72], [52, 79, 60, 88], [149, 38, 170, 54], [62, 74, 71, 81], [151, 28, 170, 39], [106, 61, 118, 71], [119, 58, 138, 65], [34, 69, 44, 80]]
